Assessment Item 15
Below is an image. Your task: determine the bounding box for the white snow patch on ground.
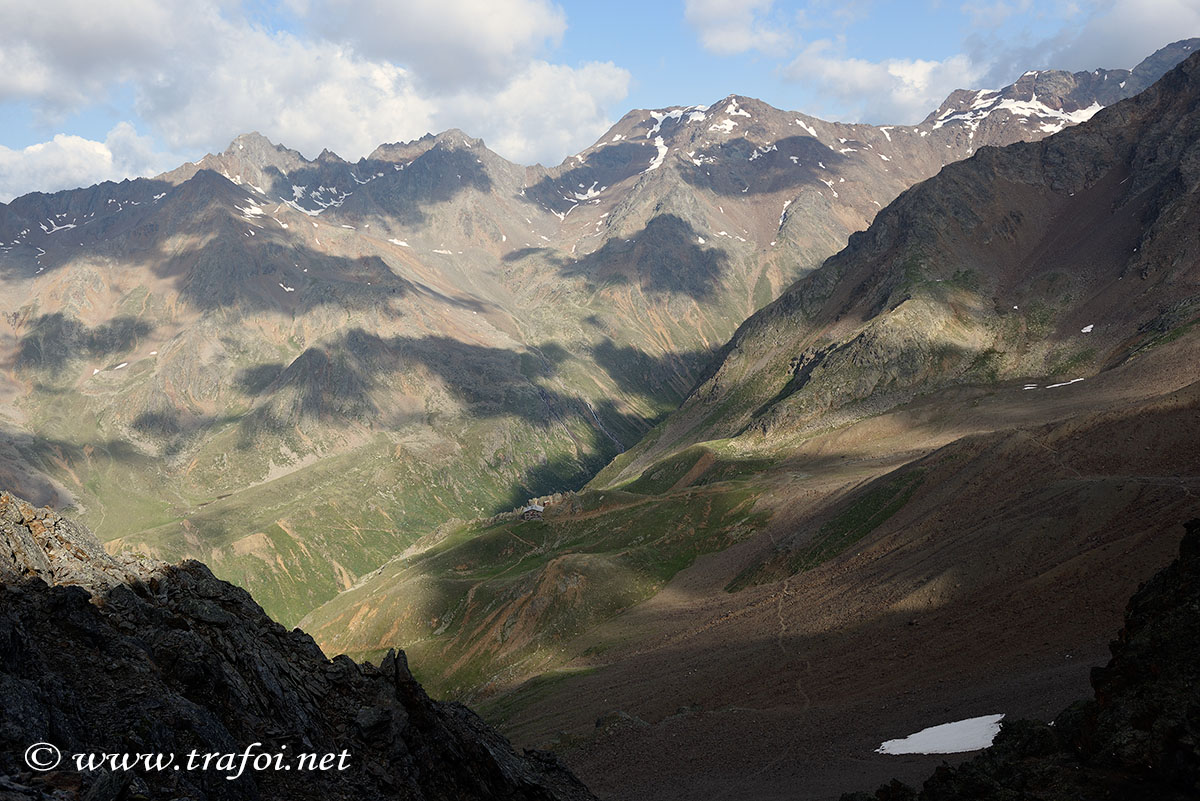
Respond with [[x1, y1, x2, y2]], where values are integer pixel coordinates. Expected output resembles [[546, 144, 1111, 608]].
[[279, 283, 295, 292], [795, 119, 818, 138], [1046, 378, 1085, 389], [433, 249, 453, 254], [749, 144, 777, 161], [709, 118, 737, 133], [647, 109, 684, 137], [879, 126, 893, 141], [934, 94, 1102, 133], [389, 239, 410, 247], [40, 219, 78, 234], [643, 136, 668, 173], [573, 181, 602, 200], [1081, 324, 1094, 333], [876, 714, 1004, 755], [725, 99, 751, 117], [114, 363, 128, 370]]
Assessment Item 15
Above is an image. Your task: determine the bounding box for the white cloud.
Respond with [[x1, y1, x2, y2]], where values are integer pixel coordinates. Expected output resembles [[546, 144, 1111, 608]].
[[969, 0, 1200, 88], [0, 0, 631, 198], [134, 26, 440, 162], [439, 61, 631, 166], [0, 123, 180, 202], [296, 0, 568, 89], [1036, 0, 1200, 72], [0, 1, 215, 114], [960, 0, 1034, 28], [784, 39, 986, 124], [684, 0, 792, 56]]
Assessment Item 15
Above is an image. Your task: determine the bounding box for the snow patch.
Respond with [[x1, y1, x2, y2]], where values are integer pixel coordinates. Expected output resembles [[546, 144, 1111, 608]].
[[876, 714, 1004, 755], [643, 136, 668, 173], [795, 119, 818, 138], [725, 99, 751, 118]]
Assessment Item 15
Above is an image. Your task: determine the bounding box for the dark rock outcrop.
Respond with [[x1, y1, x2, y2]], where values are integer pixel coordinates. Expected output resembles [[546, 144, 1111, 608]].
[[842, 519, 1200, 800], [0, 491, 595, 800]]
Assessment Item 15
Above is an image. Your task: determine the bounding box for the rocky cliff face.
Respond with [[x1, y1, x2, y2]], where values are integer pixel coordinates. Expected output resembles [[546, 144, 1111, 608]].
[[0, 491, 594, 801], [842, 518, 1200, 800]]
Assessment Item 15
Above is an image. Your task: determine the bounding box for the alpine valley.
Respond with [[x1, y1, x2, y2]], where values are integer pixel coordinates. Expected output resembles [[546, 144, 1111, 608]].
[[1, 37, 1199, 801]]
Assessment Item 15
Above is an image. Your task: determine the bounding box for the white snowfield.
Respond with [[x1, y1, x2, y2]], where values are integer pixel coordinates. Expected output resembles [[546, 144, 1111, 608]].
[[932, 89, 1102, 134], [643, 136, 668, 173], [876, 713, 1005, 755]]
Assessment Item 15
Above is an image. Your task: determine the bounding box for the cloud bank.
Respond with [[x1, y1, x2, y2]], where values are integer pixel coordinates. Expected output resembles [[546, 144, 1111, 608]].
[[0, 0, 629, 200]]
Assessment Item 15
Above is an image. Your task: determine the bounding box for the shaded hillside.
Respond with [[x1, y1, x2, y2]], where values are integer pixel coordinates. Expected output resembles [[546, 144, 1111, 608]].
[[0, 490, 594, 801], [842, 519, 1200, 800]]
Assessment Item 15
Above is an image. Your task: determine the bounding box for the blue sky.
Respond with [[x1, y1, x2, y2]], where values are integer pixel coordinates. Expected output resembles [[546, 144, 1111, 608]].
[[0, 0, 1196, 200]]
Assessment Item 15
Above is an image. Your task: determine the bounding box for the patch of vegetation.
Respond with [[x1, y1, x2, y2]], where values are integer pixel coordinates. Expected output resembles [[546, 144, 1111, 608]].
[[620, 446, 708, 494], [1048, 347, 1096, 376], [1024, 299, 1056, 338], [726, 468, 925, 592], [967, 348, 1005, 382], [304, 482, 768, 699], [476, 666, 600, 725], [948, 268, 980, 291], [1129, 316, 1200, 358]]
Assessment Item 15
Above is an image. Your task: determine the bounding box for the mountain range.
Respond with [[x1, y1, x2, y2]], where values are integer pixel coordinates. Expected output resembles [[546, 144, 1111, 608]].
[[1, 36, 1199, 801]]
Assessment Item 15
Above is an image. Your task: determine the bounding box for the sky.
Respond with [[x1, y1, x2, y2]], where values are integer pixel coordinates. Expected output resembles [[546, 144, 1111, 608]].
[[0, 0, 1196, 201]]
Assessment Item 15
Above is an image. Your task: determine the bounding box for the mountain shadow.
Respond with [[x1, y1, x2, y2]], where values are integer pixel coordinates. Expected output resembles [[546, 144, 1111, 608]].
[[678, 136, 851, 197], [503, 214, 729, 300], [522, 141, 659, 213], [10, 313, 153, 373]]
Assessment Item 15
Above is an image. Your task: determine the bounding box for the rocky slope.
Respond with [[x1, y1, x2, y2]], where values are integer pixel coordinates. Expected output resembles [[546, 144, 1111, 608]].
[[601, 45, 1200, 486], [0, 490, 594, 800], [0, 41, 1193, 634], [842, 518, 1200, 800]]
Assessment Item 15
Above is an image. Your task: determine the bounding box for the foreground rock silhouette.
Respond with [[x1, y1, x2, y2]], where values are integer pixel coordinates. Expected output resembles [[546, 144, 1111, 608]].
[[0, 490, 596, 800]]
